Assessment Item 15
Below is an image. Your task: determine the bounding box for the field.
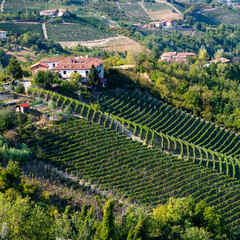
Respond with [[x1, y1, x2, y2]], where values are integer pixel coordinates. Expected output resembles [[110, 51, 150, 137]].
[[25, 88, 240, 233], [119, 2, 151, 23], [204, 7, 240, 25], [59, 36, 145, 52], [0, 23, 43, 36], [46, 23, 114, 42], [3, 0, 81, 13], [143, 2, 182, 20]]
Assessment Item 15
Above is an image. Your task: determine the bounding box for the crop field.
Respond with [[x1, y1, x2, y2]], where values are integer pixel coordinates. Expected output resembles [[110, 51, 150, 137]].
[[25, 87, 240, 233], [46, 23, 114, 42], [3, 0, 81, 13], [98, 91, 240, 158], [119, 2, 150, 22], [204, 7, 240, 25], [0, 23, 43, 36], [143, 2, 173, 12], [28, 113, 240, 233], [142, 2, 182, 20]]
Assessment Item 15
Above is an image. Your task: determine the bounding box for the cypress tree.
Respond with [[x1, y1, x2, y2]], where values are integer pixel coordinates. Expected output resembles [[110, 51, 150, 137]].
[[100, 199, 115, 240], [7, 56, 23, 83]]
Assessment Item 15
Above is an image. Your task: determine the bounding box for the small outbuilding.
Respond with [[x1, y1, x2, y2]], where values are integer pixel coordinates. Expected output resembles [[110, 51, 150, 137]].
[[16, 103, 31, 113]]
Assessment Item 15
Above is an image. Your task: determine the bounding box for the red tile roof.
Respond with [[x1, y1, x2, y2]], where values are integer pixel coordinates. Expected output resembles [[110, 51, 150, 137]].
[[20, 103, 30, 108], [210, 57, 231, 64], [30, 62, 49, 69], [41, 57, 69, 63], [51, 57, 104, 71]]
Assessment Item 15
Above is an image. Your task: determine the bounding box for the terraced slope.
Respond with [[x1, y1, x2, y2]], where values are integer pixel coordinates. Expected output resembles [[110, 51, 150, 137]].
[[29, 117, 240, 233], [98, 91, 240, 158], [26, 87, 240, 180], [119, 2, 150, 22]]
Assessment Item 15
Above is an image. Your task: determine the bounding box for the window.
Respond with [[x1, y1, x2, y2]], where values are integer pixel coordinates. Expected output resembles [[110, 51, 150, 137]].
[[63, 71, 66, 75], [53, 63, 55, 67], [86, 71, 89, 76]]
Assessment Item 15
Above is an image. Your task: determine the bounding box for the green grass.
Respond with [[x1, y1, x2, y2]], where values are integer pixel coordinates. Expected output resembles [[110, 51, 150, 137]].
[[46, 23, 114, 42], [0, 23, 43, 36], [143, 2, 173, 11], [204, 7, 240, 25]]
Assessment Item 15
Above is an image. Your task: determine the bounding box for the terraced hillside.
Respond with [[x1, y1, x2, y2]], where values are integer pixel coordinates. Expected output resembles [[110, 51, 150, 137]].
[[119, 2, 150, 22], [0, 23, 44, 36], [98, 91, 240, 159], [46, 23, 114, 42], [204, 7, 240, 25], [28, 117, 240, 233], [27, 87, 240, 180]]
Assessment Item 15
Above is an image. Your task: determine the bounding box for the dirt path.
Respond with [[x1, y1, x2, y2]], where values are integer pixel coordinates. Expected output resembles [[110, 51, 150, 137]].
[[166, 1, 181, 14], [140, 1, 149, 14], [42, 22, 48, 40], [0, 0, 5, 12]]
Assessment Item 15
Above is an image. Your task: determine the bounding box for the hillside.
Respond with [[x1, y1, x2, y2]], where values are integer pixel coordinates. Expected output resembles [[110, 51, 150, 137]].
[[204, 7, 240, 25], [22, 90, 240, 233]]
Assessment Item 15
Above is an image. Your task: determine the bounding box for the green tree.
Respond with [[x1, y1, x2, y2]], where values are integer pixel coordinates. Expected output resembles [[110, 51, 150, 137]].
[[7, 56, 23, 83], [100, 199, 115, 240], [69, 71, 82, 89], [33, 70, 58, 89], [88, 64, 100, 89], [181, 227, 211, 240], [15, 83, 25, 94]]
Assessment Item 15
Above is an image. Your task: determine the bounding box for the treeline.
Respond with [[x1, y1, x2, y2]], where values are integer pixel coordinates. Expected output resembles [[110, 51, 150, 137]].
[[122, 24, 240, 58]]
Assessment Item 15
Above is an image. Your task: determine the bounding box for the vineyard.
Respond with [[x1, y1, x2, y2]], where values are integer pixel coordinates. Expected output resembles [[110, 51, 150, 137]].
[[143, 2, 174, 12], [26, 87, 240, 180], [27, 115, 240, 233], [46, 23, 114, 42], [0, 23, 43, 36], [204, 7, 240, 25], [119, 2, 150, 23], [3, 0, 80, 13], [24, 87, 240, 232]]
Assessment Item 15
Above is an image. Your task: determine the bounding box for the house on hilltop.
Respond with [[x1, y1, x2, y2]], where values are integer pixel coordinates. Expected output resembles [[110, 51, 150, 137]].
[[159, 52, 197, 62], [40, 9, 71, 17], [30, 56, 105, 83]]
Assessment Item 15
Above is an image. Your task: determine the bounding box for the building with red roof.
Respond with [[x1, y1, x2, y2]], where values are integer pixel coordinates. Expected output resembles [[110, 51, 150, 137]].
[[30, 56, 105, 82], [160, 52, 197, 62], [16, 103, 31, 113]]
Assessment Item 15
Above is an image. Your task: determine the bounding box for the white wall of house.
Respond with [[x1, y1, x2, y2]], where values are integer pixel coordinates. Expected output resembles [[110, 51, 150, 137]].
[[45, 62, 59, 69], [59, 64, 104, 80]]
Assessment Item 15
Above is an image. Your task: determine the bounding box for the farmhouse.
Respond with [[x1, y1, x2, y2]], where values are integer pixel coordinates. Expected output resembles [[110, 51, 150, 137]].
[[40, 9, 70, 17], [159, 52, 197, 62], [30, 56, 105, 82]]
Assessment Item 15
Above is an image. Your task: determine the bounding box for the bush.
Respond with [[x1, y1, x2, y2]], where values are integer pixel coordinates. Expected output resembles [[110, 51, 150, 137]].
[[15, 83, 25, 94]]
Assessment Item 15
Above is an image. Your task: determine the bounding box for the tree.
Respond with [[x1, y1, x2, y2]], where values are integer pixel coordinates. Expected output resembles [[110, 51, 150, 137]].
[[69, 72, 82, 89], [15, 83, 25, 94], [88, 64, 100, 89], [33, 70, 58, 90], [23, 53, 30, 61], [100, 199, 115, 240], [7, 56, 23, 83]]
